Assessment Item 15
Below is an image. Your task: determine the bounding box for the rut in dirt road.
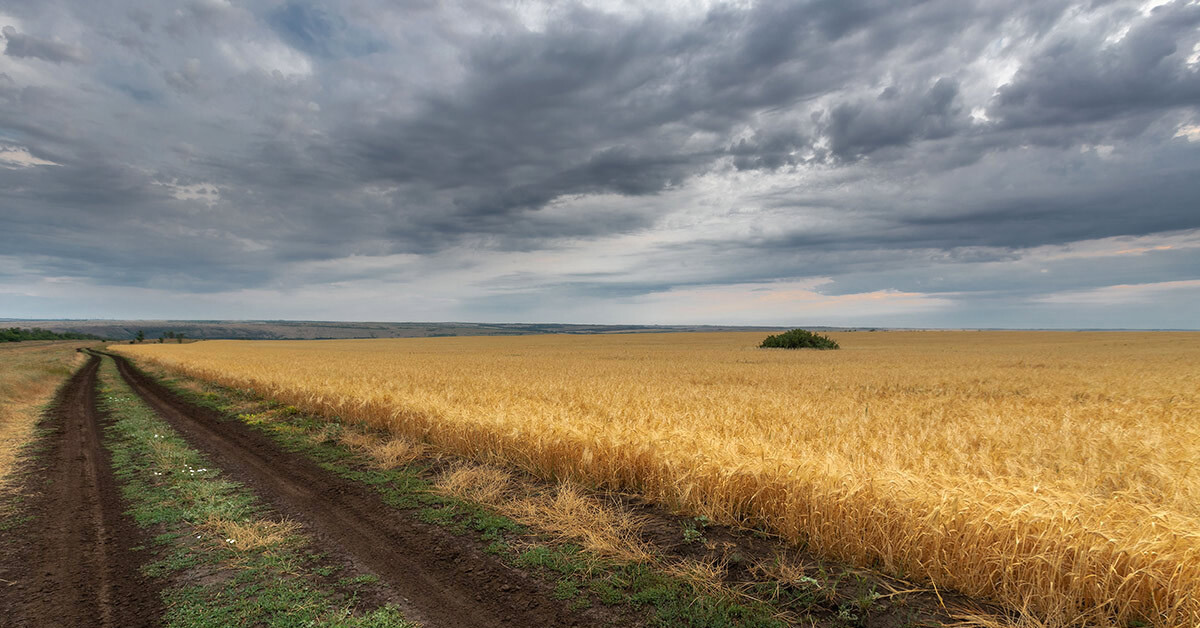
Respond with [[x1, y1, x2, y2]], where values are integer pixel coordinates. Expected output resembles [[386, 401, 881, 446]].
[[110, 353, 592, 628], [0, 355, 163, 628]]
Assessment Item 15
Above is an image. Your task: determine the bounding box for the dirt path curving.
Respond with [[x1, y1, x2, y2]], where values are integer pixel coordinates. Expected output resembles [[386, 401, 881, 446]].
[[0, 355, 163, 628], [110, 353, 590, 628]]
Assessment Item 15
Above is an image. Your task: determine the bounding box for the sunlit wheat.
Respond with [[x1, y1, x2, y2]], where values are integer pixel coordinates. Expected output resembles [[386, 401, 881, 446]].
[[114, 331, 1200, 626]]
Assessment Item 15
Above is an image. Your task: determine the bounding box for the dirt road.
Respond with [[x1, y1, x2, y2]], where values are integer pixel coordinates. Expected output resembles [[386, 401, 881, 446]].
[[111, 353, 587, 628], [0, 355, 162, 628]]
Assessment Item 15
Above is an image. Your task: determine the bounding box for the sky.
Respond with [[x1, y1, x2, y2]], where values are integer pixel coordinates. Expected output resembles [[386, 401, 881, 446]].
[[1, 0, 1198, 328]]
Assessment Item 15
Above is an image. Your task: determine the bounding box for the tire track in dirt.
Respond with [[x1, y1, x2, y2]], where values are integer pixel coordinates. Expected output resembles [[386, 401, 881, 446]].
[[110, 353, 591, 628], [0, 354, 163, 628]]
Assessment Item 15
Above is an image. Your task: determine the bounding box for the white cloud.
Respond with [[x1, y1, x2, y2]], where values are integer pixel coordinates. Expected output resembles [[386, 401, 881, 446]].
[[1035, 279, 1200, 305], [627, 280, 956, 325], [216, 38, 311, 77], [1175, 123, 1200, 142], [1019, 230, 1200, 262], [155, 179, 220, 205], [0, 145, 59, 168]]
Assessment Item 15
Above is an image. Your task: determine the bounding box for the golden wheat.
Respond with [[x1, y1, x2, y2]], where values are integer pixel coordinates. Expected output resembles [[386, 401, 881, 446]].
[[114, 331, 1200, 626]]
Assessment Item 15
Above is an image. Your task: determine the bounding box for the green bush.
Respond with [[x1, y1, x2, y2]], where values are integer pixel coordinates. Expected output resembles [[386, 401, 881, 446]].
[[759, 329, 839, 350]]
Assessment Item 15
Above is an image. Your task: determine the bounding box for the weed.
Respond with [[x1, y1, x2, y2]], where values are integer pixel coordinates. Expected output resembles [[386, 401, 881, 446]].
[[682, 518, 708, 545], [552, 578, 580, 600]]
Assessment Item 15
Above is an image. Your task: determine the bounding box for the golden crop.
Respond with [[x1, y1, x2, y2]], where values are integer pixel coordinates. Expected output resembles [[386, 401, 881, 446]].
[[114, 331, 1200, 626]]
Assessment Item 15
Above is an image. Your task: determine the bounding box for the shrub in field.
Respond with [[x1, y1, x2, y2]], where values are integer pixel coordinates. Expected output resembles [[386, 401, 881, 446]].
[[759, 329, 839, 350]]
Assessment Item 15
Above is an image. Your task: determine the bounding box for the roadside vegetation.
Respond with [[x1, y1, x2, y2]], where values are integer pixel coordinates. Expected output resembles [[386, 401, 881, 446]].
[[114, 331, 1200, 626], [0, 341, 96, 490], [93, 355, 413, 627]]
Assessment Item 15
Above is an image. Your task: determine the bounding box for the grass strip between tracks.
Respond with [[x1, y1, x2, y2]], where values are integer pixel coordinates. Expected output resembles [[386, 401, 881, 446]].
[[123, 355, 914, 628], [94, 354, 415, 628]]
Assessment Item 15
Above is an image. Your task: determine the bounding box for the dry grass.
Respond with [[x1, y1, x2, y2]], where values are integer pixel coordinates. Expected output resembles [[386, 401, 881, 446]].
[[339, 428, 429, 470], [435, 464, 514, 504], [509, 482, 655, 565], [113, 331, 1200, 626], [200, 513, 303, 551], [749, 553, 813, 587], [435, 464, 654, 564], [0, 341, 95, 490]]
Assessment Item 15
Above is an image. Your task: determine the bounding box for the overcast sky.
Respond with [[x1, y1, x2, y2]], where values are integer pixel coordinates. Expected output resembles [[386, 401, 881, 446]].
[[2, 0, 1198, 328]]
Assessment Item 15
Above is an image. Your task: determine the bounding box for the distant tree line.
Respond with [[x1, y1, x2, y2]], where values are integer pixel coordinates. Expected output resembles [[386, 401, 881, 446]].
[[1, 327, 106, 342], [156, 331, 186, 343], [125, 330, 190, 344]]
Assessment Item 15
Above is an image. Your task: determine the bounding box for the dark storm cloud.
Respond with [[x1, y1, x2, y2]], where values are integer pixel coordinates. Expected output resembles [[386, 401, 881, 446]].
[[1, 26, 86, 64], [824, 78, 965, 161], [989, 1, 1200, 129], [750, 149, 1200, 253], [328, 0, 1004, 218], [1, 0, 1198, 325]]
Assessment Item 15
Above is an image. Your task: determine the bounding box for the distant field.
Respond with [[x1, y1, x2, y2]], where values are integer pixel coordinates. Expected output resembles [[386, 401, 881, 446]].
[[6, 318, 783, 341], [113, 331, 1200, 626]]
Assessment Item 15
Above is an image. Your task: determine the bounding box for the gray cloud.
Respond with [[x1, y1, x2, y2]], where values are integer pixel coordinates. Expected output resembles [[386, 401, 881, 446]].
[[989, 1, 1200, 130], [268, 2, 384, 59], [824, 78, 965, 161], [0, 0, 1197, 326], [1, 25, 87, 64]]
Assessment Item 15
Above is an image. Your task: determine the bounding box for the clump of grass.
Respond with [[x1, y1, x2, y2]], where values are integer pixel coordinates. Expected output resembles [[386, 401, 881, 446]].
[[749, 553, 814, 589], [511, 482, 654, 565], [199, 514, 303, 552], [307, 423, 343, 446], [340, 429, 429, 470], [435, 464, 513, 505], [664, 556, 728, 592]]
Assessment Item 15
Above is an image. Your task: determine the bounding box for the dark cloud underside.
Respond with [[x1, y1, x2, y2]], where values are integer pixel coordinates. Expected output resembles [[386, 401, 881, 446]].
[[0, 0, 1197, 326]]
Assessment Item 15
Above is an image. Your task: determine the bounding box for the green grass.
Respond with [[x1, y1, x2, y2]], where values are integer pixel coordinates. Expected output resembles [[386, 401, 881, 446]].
[[95, 356, 413, 628], [129, 359, 816, 627]]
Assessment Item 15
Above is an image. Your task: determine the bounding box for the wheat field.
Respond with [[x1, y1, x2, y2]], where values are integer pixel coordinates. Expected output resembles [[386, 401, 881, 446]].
[[113, 331, 1200, 626]]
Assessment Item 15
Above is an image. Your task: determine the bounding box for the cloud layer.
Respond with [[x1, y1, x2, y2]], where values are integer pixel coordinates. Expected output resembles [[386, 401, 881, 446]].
[[2, 0, 1198, 327]]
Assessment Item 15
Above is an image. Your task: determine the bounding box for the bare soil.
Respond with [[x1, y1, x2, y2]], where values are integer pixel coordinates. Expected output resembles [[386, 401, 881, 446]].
[[0, 355, 163, 627], [111, 352, 595, 628]]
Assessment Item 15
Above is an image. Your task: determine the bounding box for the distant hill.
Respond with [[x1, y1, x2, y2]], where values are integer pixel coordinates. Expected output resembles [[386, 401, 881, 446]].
[[1, 326, 107, 342], [0, 319, 826, 341]]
